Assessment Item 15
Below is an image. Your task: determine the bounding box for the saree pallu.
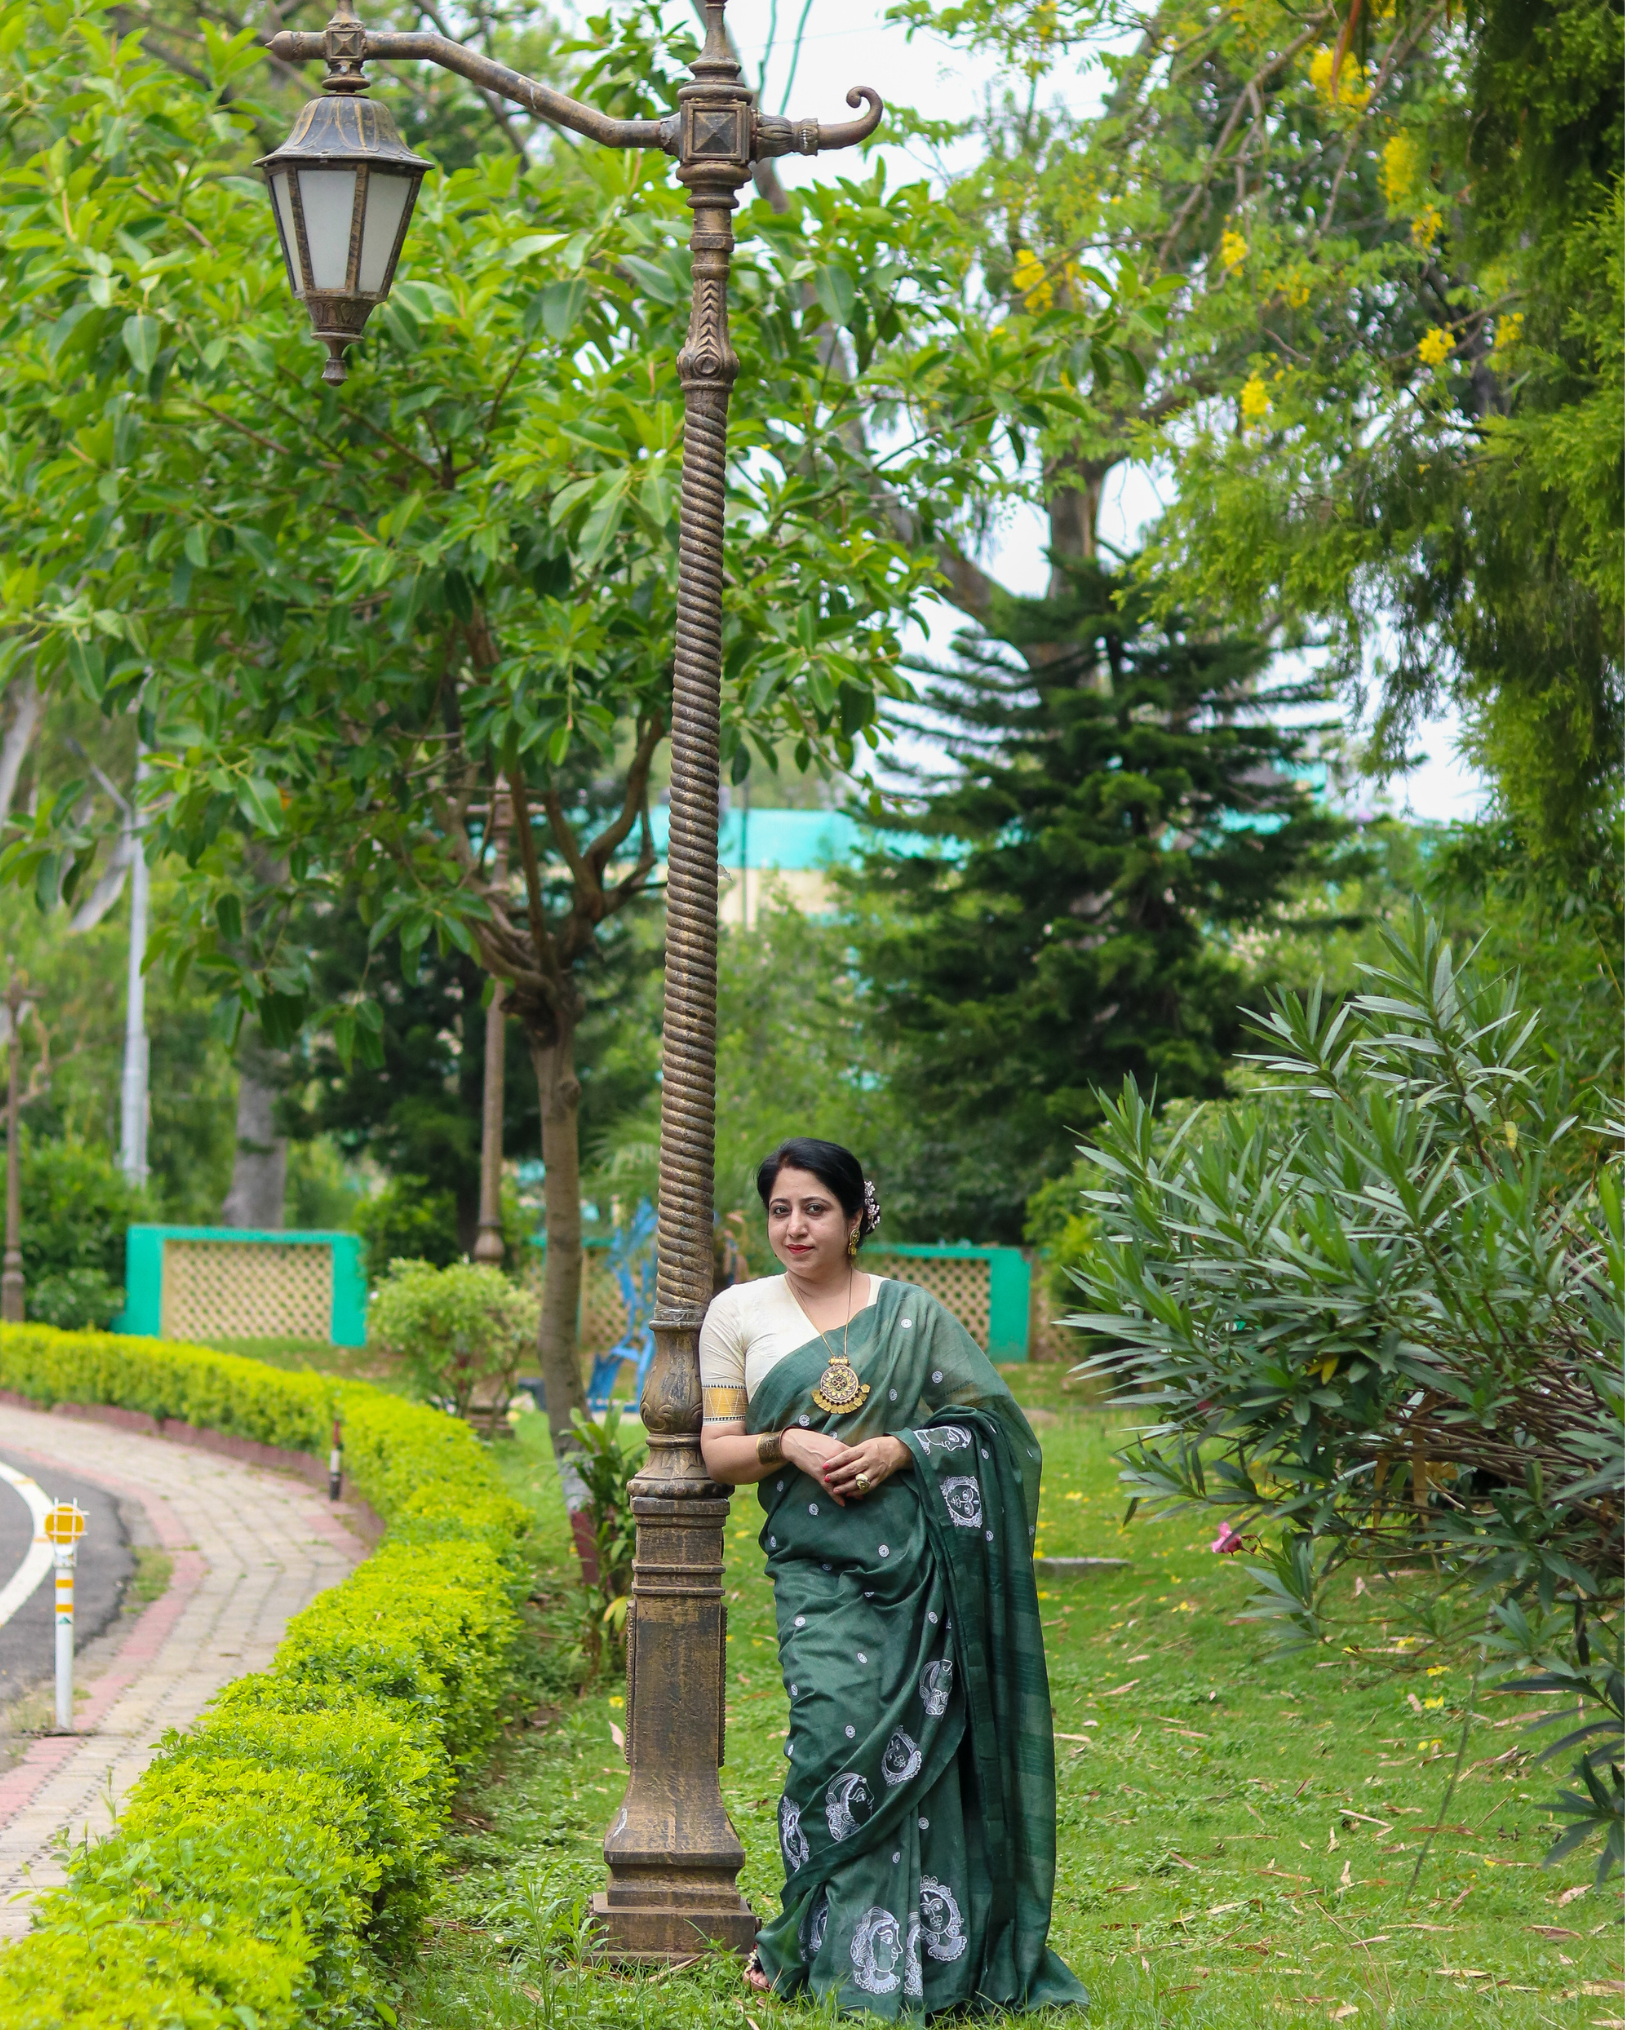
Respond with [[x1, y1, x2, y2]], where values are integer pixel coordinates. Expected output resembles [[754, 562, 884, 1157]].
[[747, 1278, 1084, 2018]]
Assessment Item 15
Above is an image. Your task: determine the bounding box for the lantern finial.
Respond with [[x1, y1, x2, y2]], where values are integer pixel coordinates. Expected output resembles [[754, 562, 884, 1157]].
[[321, 0, 370, 95]]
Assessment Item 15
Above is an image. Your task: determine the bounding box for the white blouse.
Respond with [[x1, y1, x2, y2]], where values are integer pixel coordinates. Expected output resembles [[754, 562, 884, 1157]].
[[699, 1273, 886, 1421]]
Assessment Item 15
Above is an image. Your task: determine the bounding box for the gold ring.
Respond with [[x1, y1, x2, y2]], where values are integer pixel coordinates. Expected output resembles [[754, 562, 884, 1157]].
[[854, 1472, 870, 1494]]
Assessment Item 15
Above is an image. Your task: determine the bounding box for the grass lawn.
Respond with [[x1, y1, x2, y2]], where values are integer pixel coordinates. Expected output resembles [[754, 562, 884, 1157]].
[[401, 1370, 1619, 2028]]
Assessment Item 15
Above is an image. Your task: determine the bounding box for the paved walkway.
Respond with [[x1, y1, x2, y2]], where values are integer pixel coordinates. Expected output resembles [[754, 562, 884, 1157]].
[[0, 1403, 364, 1939]]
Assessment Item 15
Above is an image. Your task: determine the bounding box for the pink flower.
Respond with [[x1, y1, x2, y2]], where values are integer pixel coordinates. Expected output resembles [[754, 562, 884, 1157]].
[[1210, 1523, 1243, 1555]]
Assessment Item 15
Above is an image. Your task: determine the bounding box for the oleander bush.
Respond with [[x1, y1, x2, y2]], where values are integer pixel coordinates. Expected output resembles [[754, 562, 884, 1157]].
[[1067, 907, 1623, 1878], [0, 1323, 530, 2026]]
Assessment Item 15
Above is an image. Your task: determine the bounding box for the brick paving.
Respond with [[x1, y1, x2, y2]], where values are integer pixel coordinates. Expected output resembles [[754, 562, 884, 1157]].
[[0, 1403, 363, 1939]]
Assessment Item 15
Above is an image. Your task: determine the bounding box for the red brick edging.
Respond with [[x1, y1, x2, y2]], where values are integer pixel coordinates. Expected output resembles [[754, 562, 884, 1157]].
[[0, 1389, 386, 1545]]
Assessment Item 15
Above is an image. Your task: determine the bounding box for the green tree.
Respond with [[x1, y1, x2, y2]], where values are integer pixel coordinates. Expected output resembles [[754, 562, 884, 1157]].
[[0, 2, 1115, 1448], [889, 0, 1622, 876], [850, 560, 1346, 1241]]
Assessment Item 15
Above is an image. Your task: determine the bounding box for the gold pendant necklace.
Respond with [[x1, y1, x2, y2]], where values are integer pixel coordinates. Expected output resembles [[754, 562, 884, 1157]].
[[812, 1352, 870, 1415], [791, 1271, 871, 1417]]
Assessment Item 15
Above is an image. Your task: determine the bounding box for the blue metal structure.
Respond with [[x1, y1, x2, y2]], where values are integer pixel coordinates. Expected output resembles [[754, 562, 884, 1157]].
[[585, 1198, 659, 1411]]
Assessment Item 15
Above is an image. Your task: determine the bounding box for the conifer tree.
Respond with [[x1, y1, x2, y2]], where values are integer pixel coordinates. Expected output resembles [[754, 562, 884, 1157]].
[[854, 562, 1347, 1242]]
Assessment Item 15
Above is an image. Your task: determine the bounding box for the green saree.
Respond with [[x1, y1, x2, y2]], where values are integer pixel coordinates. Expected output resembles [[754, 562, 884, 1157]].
[[745, 1278, 1084, 2018]]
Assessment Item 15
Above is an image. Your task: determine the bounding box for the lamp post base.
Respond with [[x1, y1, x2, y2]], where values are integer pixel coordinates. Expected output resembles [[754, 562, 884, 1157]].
[[590, 1886, 758, 1961]]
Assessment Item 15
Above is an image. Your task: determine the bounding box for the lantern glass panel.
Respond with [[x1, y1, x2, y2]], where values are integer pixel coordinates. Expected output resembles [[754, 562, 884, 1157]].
[[269, 171, 302, 296], [358, 171, 414, 293], [298, 168, 359, 291]]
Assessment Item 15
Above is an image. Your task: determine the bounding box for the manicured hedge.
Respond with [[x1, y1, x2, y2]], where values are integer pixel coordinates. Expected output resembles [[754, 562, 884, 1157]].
[[0, 1325, 530, 2028]]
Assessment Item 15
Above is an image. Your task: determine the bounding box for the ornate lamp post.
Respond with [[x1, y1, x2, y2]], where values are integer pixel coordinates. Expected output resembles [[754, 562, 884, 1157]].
[[263, 0, 882, 1960]]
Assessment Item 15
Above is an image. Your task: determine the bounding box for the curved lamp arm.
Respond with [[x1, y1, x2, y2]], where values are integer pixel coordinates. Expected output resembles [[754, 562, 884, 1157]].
[[266, 26, 678, 152], [755, 86, 884, 161], [265, 7, 883, 168]]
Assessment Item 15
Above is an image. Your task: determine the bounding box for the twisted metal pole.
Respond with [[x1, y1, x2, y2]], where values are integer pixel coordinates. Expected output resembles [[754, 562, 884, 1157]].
[[595, 7, 755, 1957]]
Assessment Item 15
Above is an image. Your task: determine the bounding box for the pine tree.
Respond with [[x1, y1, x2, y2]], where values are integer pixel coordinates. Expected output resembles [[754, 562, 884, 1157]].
[[852, 561, 1348, 1242]]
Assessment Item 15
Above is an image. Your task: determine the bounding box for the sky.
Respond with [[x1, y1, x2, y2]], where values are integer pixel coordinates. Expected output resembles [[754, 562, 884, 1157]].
[[674, 2, 1490, 825]]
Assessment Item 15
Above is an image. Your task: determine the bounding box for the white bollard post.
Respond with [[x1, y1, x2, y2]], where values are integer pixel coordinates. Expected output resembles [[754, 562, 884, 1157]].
[[43, 1501, 87, 1734], [53, 1543, 74, 1731]]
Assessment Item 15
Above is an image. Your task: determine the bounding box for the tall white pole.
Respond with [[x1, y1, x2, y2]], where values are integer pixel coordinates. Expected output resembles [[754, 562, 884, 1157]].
[[119, 747, 149, 1187]]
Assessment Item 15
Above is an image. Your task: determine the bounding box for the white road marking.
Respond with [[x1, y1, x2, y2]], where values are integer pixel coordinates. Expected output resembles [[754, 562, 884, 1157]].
[[0, 1461, 55, 1628]]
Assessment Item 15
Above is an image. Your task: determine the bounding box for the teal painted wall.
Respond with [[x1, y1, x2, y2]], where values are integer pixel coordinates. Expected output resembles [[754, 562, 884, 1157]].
[[870, 1241, 1030, 1361], [112, 1226, 367, 1348]]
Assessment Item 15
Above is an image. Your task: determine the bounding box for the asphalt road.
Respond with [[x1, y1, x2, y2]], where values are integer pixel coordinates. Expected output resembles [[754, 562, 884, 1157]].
[[0, 1445, 135, 1708]]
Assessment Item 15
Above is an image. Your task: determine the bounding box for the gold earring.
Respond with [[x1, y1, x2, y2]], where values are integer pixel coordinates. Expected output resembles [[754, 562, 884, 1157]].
[[847, 1229, 859, 1258]]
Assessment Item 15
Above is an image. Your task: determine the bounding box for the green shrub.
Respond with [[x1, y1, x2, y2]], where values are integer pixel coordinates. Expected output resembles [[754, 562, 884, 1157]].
[[1067, 906, 1622, 1876], [368, 1257, 539, 1422], [17, 1134, 150, 1287], [0, 1322, 530, 2026], [27, 1263, 126, 1332]]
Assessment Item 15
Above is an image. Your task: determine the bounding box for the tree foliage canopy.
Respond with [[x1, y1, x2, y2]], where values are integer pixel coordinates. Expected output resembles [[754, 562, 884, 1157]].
[[892, 0, 1623, 866]]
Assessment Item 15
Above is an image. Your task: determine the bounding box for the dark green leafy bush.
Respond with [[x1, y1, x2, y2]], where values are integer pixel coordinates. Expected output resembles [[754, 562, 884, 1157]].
[[0, 1323, 529, 2024], [1067, 907, 1623, 1877], [355, 1173, 460, 1272], [27, 1263, 125, 1332]]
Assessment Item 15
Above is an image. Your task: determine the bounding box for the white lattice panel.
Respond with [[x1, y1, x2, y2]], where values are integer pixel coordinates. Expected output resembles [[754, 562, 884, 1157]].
[[163, 1239, 333, 1344], [865, 1254, 991, 1349]]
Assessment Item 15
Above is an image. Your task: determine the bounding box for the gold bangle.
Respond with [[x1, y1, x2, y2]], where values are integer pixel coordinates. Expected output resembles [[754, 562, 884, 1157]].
[[756, 1431, 784, 1466]]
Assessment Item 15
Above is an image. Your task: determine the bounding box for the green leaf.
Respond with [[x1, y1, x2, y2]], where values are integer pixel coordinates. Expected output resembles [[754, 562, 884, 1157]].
[[235, 776, 282, 835], [813, 264, 857, 329], [576, 476, 628, 566], [540, 277, 591, 341], [620, 254, 678, 305], [121, 314, 161, 375], [639, 463, 673, 525]]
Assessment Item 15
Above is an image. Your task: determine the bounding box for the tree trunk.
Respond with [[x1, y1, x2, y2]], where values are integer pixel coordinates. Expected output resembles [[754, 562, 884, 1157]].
[[0, 673, 40, 828], [221, 1033, 287, 1228], [528, 1013, 596, 1578]]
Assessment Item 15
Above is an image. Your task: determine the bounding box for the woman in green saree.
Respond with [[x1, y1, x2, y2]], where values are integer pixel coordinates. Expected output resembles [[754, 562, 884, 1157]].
[[699, 1138, 1084, 2019]]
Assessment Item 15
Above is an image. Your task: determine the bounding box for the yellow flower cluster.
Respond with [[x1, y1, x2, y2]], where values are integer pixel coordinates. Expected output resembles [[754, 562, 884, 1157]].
[[1417, 326, 1453, 367], [1411, 204, 1443, 250], [1492, 310, 1524, 356], [1219, 228, 1248, 271], [1240, 374, 1272, 426], [1011, 246, 1053, 312], [1380, 132, 1424, 208], [1309, 45, 1370, 107]]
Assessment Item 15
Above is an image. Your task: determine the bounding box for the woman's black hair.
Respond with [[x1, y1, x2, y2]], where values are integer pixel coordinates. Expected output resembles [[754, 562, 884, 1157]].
[[756, 1137, 880, 1242]]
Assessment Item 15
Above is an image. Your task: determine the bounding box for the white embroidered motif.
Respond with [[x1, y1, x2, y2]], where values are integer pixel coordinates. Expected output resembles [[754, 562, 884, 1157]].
[[904, 1912, 923, 1999], [919, 1658, 954, 1717], [801, 1887, 830, 1958], [881, 1728, 923, 1786], [824, 1770, 873, 1842], [915, 1425, 971, 1454], [942, 1476, 984, 1528], [849, 1906, 903, 1995], [920, 1877, 968, 1962], [779, 1795, 809, 1873]]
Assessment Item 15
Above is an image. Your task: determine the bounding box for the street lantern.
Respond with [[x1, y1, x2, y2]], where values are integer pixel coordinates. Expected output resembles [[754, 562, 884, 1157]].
[[265, 0, 882, 1963], [256, 89, 428, 386]]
